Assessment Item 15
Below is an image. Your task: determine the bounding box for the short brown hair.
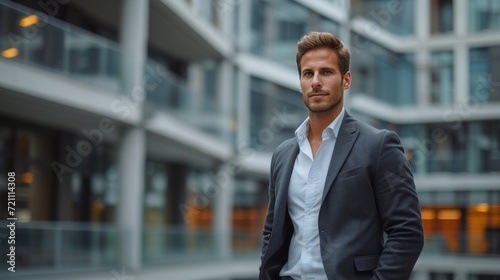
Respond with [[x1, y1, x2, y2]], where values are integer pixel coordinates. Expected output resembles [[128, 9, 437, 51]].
[[296, 32, 350, 76]]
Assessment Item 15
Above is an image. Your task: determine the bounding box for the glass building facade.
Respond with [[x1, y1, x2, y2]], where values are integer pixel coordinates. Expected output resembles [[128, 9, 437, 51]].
[[0, 0, 500, 279]]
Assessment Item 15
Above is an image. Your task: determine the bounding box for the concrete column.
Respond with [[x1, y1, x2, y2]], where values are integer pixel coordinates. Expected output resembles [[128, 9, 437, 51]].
[[339, 0, 350, 48], [237, 69, 250, 149], [117, 127, 146, 270], [217, 60, 233, 139], [454, 0, 468, 37], [118, 0, 149, 270], [212, 162, 235, 259], [454, 45, 469, 105], [415, 51, 431, 106], [415, 0, 430, 40], [217, 0, 236, 36], [454, 0, 469, 106], [187, 63, 204, 113], [237, 0, 252, 52], [120, 0, 149, 99], [414, 0, 430, 107]]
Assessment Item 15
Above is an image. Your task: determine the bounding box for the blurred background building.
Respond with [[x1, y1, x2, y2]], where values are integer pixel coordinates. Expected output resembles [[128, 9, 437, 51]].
[[0, 0, 499, 279]]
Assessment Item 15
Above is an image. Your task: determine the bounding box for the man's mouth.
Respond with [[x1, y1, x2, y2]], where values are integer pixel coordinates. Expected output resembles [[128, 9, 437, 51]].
[[309, 92, 327, 98]]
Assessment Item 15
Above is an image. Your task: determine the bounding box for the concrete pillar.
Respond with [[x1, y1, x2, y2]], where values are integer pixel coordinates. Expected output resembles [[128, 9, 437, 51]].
[[415, 0, 430, 39], [117, 127, 146, 270], [237, 0, 252, 52], [217, 60, 233, 139], [120, 0, 149, 98], [212, 162, 235, 259], [187, 63, 204, 113], [454, 45, 469, 105], [414, 0, 430, 107], [118, 0, 149, 271], [415, 51, 431, 106], [340, 0, 350, 41], [454, 0, 468, 37], [454, 0, 469, 105], [237, 69, 251, 149]]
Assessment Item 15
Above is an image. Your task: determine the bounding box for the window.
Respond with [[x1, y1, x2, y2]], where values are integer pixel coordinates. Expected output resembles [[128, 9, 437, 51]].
[[350, 33, 415, 105], [431, 0, 454, 34], [232, 178, 268, 253], [420, 190, 500, 256], [430, 51, 454, 105], [350, 0, 415, 35], [250, 0, 339, 67], [469, 47, 500, 103], [249, 77, 304, 152], [426, 123, 467, 173], [469, 0, 500, 32]]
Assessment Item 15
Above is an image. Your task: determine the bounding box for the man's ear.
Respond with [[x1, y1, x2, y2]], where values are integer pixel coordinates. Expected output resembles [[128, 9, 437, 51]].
[[343, 71, 352, 89]]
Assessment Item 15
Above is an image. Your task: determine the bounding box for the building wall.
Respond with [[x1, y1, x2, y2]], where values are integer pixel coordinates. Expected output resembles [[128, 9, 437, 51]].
[[0, 0, 499, 279]]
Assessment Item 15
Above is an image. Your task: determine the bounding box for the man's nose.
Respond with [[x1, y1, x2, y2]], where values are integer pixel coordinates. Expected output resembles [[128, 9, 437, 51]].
[[311, 73, 322, 89]]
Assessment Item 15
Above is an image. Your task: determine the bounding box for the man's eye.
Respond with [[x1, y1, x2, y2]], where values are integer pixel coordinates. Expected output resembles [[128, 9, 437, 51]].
[[303, 72, 312, 77], [323, 70, 332, 75]]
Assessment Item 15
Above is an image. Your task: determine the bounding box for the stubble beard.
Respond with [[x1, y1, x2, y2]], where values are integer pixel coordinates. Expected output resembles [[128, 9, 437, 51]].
[[304, 93, 343, 114]]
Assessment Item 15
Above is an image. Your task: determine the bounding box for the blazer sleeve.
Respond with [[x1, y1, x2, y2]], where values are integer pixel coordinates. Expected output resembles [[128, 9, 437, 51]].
[[371, 131, 424, 280], [261, 149, 278, 261]]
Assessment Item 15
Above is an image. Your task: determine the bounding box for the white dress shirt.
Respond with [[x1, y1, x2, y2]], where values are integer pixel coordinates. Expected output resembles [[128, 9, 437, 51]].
[[280, 108, 345, 280]]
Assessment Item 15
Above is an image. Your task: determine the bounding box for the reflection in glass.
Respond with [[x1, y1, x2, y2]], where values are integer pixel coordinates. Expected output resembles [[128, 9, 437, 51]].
[[350, 33, 415, 105], [250, 77, 305, 152], [469, 47, 500, 103], [250, 0, 339, 68], [0, 1, 122, 92], [469, 0, 500, 32], [430, 51, 454, 106], [350, 0, 414, 35]]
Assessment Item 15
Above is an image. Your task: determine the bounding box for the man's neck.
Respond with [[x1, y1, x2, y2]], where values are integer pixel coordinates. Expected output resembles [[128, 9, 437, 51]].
[[307, 106, 342, 141], [306, 106, 342, 158]]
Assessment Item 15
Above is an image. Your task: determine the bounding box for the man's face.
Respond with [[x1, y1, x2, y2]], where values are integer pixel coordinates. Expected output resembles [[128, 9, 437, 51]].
[[299, 47, 351, 115]]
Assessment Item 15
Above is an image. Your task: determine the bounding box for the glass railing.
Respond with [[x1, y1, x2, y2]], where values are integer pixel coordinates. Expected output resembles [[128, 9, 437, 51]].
[[232, 230, 261, 254], [142, 226, 217, 264], [144, 59, 231, 139], [426, 152, 467, 173], [0, 221, 121, 277], [249, 115, 299, 153], [0, 1, 122, 92], [422, 235, 500, 257], [249, 89, 305, 153]]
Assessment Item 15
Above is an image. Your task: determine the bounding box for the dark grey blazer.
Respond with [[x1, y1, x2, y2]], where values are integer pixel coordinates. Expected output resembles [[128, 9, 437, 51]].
[[259, 112, 424, 280]]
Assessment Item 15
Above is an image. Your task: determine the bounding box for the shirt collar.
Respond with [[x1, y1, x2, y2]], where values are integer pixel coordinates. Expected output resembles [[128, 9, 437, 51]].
[[295, 107, 345, 142]]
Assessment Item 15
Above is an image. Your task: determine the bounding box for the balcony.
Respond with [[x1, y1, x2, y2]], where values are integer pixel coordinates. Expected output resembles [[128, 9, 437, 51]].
[[0, 1, 122, 93]]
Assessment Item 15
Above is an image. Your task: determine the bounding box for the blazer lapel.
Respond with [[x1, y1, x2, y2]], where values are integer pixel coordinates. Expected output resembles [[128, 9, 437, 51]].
[[322, 113, 359, 201]]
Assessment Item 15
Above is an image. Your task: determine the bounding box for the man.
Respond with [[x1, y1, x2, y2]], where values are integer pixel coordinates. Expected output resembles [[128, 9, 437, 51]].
[[259, 32, 424, 280]]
